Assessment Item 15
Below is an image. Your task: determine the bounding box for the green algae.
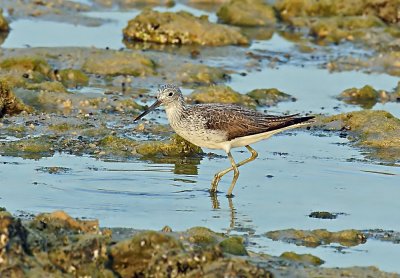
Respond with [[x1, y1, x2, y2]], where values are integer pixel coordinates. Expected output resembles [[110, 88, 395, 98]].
[[338, 85, 380, 108], [217, 0, 276, 27], [98, 135, 140, 156], [178, 64, 230, 85], [246, 88, 294, 106], [82, 51, 156, 76], [123, 10, 248, 46], [0, 79, 33, 117], [188, 85, 257, 109], [266, 228, 366, 247], [219, 236, 248, 256], [58, 69, 89, 88], [280, 252, 324, 266]]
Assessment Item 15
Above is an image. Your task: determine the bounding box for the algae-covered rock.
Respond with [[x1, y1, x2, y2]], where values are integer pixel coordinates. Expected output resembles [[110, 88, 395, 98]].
[[246, 88, 294, 106], [123, 10, 248, 46], [30, 210, 99, 234], [109, 231, 183, 277], [217, 0, 276, 26], [178, 64, 230, 85], [309, 211, 338, 219], [25, 80, 68, 93], [266, 228, 366, 247], [57, 69, 89, 88], [275, 0, 400, 24], [0, 56, 52, 77], [83, 51, 156, 76], [186, 226, 222, 246], [280, 252, 324, 266], [338, 85, 380, 108], [136, 134, 203, 157], [0, 136, 54, 159], [323, 111, 400, 156], [0, 79, 33, 117], [0, 9, 10, 32], [188, 85, 257, 109], [219, 236, 248, 256], [309, 15, 385, 43]]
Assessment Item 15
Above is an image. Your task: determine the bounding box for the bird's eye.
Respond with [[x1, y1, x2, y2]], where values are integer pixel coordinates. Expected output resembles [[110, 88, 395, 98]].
[[168, 92, 173, 96]]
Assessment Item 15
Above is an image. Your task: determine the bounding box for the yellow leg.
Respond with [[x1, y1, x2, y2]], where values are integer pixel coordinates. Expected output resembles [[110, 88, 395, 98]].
[[210, 145, 258, 195]]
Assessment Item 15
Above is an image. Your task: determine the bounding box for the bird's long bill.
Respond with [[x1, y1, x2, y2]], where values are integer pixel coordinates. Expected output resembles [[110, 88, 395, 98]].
[[134, 99, 162, 121]]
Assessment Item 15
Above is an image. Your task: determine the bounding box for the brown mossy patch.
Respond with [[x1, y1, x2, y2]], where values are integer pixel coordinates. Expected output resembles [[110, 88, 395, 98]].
[[280, 252, 324, 266], [266, 228, 367, 247], [217, 0, 276, 27], [187, 85, 257, 109], [178, 64, 230, 85], [0, 79, 33, 117], [123, 10, 248, 46], [82, 51, 156, 76], [246, 88, 294, 106]]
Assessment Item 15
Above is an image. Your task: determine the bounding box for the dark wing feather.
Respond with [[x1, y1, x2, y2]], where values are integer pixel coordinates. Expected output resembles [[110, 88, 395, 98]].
[[192, 104, 314, 141]]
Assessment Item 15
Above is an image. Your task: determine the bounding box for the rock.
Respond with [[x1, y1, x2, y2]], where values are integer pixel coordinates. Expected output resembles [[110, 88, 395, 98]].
[[217, 0, 276, 26], [266, 228, 366, 247], [136, 134, 203, 157], [123, 10, 248, 46], [219, 236, 248, 256], [178, 64, 230, 85], [322, 111, 400, 158], [109, 231, 183, 277], [0, 56, 52, 77], [0, 9, 10, 32], [30, 210, 100, 234], [188, 85, 257, 109], [246, 88, 294, 106], [275, 0, 400, 24], [186, 226, 222, 247], [0, 79, 33, 117], [280, 251, 324, 266], [309, 211, 338, 219], [82, 51, 155, 76], [57, 69, 89, 88]]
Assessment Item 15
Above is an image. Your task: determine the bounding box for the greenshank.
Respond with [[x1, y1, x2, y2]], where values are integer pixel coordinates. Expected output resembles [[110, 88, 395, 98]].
[[134, 84, 314, 196]]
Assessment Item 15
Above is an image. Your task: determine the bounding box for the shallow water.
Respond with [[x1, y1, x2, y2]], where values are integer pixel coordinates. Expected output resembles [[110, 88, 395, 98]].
[[1, 2, 400, 274], [1, 132, 400, 271]]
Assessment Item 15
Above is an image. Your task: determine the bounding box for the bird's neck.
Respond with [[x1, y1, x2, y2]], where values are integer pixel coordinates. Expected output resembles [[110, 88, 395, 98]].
[[164, 97, 187, 124]]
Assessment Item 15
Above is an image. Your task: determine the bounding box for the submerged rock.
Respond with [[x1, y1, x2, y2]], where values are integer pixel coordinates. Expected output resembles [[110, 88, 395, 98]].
[[123, 10, 248, 46], [309, 211, 338, 219], [188, 85, 257, 108], [246, 88, 294, 106], [280, 251, 324, 266], [0, 80, 33, 117], [82, 51, 156, 76], [217, 0, 276, 26], [266, 228, 366, 247]]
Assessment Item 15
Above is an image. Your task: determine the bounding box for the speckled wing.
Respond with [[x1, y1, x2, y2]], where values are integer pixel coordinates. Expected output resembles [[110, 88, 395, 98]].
[[193, 104, 314, 141]]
